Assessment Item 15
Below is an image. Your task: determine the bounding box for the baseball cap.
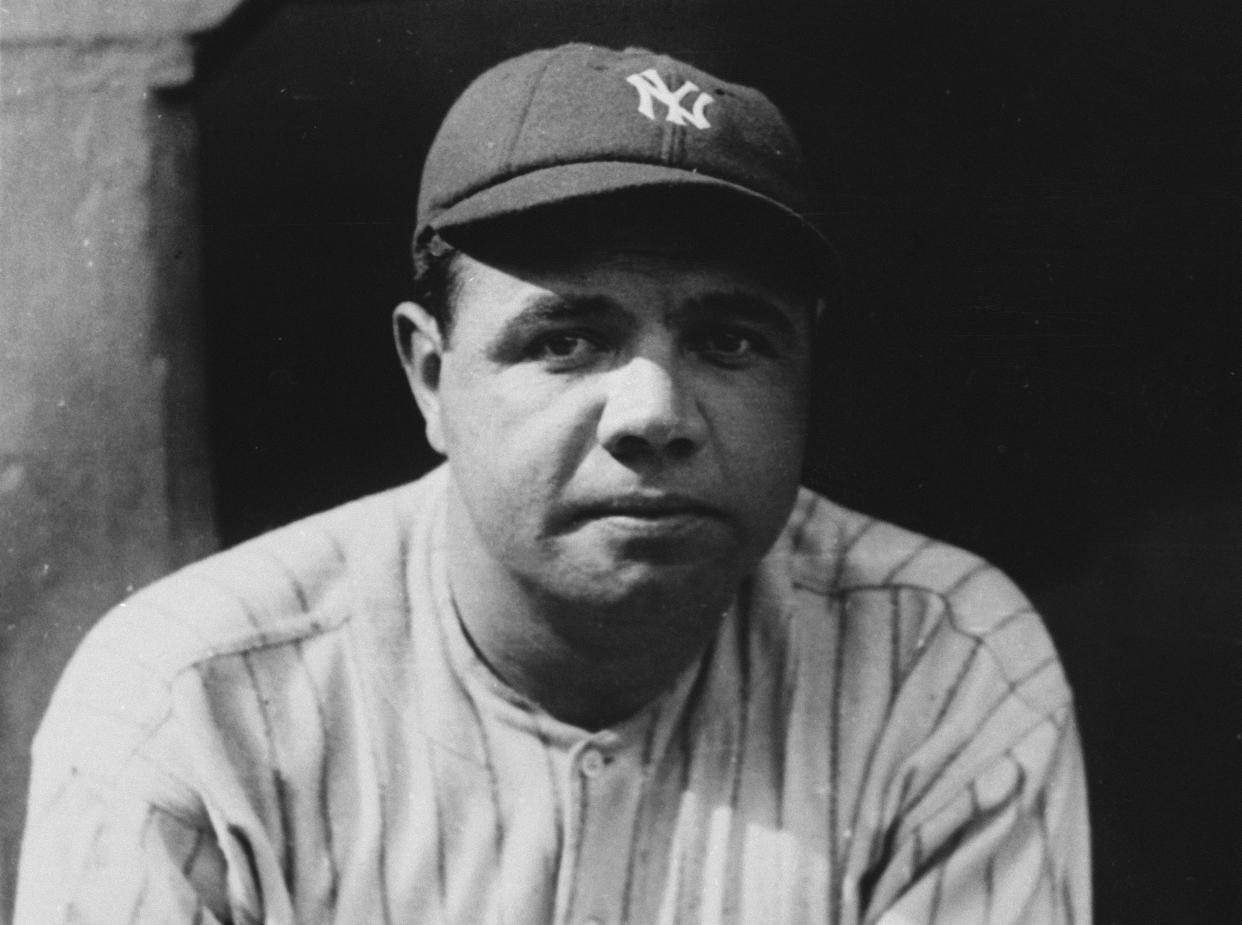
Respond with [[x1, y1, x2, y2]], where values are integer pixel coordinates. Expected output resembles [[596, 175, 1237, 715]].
[[414, 43, 835, 284]]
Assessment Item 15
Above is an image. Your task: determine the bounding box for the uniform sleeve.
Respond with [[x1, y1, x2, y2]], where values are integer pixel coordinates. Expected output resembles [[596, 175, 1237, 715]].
[[14, 767, 232, 924], [13, 607, 237, 925], [863, 710, 1091, 925]]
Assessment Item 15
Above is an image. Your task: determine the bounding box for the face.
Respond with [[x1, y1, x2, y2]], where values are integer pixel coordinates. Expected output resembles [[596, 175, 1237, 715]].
[[398, 242, 814, 613]]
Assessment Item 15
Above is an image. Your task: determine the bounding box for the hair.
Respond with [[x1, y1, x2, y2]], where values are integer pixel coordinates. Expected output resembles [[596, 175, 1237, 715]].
[[411, 230, 463, 340]]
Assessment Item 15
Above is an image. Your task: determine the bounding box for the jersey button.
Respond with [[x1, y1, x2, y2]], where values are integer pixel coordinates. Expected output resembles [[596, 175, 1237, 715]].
[[579, 747, 606, 778]]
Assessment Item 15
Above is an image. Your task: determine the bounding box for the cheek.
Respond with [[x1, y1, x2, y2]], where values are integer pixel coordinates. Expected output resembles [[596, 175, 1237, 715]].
[[713, 378, 807, 472], [437, 368, 595, 503], [438, 358, 523, 449], [439, 389, 541, 552]]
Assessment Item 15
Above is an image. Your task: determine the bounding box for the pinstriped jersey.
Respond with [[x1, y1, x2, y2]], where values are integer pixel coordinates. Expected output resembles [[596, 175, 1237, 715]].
[[16, 465, 1091, 924]]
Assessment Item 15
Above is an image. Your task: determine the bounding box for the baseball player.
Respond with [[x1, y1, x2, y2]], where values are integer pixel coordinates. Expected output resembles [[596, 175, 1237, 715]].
[[15, 44, 1091, 924]]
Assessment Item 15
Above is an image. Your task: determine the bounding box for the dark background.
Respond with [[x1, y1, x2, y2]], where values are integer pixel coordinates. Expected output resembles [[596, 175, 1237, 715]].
[[194, 0, 1240, 920]]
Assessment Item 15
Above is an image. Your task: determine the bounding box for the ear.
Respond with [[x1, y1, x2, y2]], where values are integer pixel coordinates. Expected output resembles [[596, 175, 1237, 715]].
[[393, 301, 448, 454]]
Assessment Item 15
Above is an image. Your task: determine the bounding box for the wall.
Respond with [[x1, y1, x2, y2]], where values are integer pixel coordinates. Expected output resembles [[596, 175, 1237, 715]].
[[0, 0, 239, 913]]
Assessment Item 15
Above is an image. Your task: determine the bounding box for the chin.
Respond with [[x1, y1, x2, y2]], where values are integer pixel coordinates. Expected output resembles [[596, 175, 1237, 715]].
[[547, 548, 740, 612]]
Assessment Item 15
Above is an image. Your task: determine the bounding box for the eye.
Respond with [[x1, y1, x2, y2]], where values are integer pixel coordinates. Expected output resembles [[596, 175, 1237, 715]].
[[703, 330, 751, 355], [528, 331, 604, 368], [689, 325, 769, 365]]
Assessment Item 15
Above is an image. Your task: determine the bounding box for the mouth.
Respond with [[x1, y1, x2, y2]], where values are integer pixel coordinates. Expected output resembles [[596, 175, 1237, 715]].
[[566, 493, 727, 541], [573, 493, 722, 520]]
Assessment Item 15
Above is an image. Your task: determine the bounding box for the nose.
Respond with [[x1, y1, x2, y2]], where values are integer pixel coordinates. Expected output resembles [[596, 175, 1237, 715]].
[[597, 355, 707, 463]]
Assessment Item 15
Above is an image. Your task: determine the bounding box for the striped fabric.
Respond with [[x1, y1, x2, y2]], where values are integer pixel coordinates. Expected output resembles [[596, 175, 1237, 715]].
[[16, 464, 1090, 924]]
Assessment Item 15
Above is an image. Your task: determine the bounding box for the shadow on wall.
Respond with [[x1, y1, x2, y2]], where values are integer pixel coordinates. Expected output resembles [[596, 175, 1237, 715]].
[[1033, 490, 1242, 923]]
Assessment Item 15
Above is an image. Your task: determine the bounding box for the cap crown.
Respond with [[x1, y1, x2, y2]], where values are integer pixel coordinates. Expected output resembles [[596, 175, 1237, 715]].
[[417, 44, 813, 230]]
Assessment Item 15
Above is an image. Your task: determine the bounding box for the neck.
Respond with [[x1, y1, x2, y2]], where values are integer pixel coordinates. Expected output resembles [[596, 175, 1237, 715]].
[[442, 488, 735, 731]]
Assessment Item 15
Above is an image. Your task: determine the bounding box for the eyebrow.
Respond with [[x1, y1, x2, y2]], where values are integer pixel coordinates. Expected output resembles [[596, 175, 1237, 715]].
[[486, 288, 802, 359], [506, 293, 622, 325], [687, 292, 802, 342], [486, 293, 628, 361], [497, 293, 627, 336]]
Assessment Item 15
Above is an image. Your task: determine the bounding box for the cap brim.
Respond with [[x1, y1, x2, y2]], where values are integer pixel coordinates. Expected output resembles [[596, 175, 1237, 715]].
[[422, 160, 839, 286]]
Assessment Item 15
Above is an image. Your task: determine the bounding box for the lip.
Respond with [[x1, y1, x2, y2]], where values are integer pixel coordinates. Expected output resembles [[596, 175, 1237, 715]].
[[563, 494, 729, 545], [570, 492, 723, 521]]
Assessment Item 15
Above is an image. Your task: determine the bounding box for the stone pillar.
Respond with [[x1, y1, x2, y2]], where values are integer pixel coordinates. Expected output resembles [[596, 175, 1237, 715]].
[[0, 0, 246, 912]]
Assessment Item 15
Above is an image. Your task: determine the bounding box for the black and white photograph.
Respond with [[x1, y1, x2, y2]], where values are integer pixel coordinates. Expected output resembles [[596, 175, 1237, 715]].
[[1, 1, 1238, 922]]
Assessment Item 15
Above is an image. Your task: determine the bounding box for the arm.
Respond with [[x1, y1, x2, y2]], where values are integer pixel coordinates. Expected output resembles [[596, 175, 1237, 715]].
[[863, 711, 1091, 925], [15, 765, 232, 924], [13, 607, 241, 925]]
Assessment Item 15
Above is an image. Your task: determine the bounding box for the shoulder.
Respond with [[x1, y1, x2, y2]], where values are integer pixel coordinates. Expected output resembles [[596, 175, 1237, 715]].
[[782, 487, 1038, 636], [30, 468, 448, 800], [87, 471, 443, 674], [762, 489, 1080, 832], [781, 488, 1026, 627], [774, 487, 1070, 712]]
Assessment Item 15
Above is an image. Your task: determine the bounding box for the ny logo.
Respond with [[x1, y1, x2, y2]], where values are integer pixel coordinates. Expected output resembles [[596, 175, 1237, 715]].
[[626, 69, 714, 130]]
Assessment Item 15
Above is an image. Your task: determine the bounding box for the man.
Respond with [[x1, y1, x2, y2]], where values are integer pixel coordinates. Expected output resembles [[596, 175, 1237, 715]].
[[16, 44, 1090, 923]]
